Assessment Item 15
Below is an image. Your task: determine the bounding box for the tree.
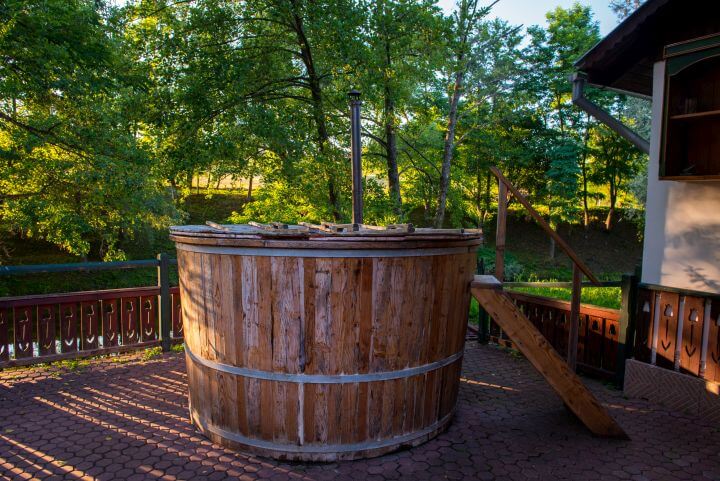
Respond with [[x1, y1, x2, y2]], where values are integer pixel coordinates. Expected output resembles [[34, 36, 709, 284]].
[[360, 0, 447, 219], [434, 0, 494, 228], [0, 0, 177, 259], [589, 123, 644, 230], [609, 0, 644, 20]]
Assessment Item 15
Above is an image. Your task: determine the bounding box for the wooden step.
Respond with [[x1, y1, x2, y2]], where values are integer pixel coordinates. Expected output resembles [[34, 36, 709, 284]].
[[471, 275, 628, 439]]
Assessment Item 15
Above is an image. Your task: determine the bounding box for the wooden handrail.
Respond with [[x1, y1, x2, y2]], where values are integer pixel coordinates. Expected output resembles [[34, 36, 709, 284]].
[[489, 166, 600, 285]]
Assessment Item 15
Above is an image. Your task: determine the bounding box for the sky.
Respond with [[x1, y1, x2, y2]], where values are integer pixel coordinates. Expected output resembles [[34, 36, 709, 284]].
[[437, 0, 619, 36]]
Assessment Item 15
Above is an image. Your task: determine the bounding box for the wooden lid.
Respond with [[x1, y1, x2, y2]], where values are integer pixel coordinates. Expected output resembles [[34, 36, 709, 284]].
[[170, 222, 483, 249]]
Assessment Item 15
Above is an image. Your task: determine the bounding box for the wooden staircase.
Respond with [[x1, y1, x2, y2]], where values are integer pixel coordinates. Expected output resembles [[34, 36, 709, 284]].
[[472, 275, 628, 439], [478, 165, 630, 439]]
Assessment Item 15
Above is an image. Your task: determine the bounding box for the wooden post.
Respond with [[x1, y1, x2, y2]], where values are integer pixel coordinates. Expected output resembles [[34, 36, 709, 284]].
[[495, 180, 507, 282], [157, 253, 172, 352], [615, 273, 639, 387], [567, 264, 582, 371], [477, 258, 489, 344]]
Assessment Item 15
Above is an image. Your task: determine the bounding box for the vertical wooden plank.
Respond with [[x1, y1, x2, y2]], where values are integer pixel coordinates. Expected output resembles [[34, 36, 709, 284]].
[[0, 308, 9, 362], [215, 254, 237, 432], [120, 297, 139, 345], [356, 257, 373, 441], [585, 315, 604, 370], [270, 256, 301, 443], [37, 305, 57, 356], [603, 317, 620, 373], [59, 303, 78, 353], [566, 264, 583, 371], [635, 288, 655, 363], [369, 257, 391, 440], [704, 301, 720, 383], [680, 295, 705, 376], [495, 180, 508, 282], [140, 295, 157, 342], [673, 296, 687, 371], [171, 291, 183, 339], [229, 255, 247, 436], [327, 258, 347, 444], [655, 291, 679, 369], [13, 306, 33, 359], [80, 301, 99, 350], [254, 256, 274, 440], [340, 258, 361, 443], [102, 299, 120, 348]]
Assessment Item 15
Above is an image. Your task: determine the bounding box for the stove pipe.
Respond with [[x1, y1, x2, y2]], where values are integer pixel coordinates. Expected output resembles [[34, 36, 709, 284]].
[[348, 89, 363, 225]]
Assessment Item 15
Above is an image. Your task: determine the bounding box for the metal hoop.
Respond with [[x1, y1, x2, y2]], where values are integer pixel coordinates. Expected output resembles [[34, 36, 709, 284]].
[[185, 343, 463, 384]]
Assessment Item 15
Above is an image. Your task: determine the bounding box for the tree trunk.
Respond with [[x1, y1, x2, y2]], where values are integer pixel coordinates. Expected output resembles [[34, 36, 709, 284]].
[[247, 176, 254, 201], [384, 89, 402, 218], [290, 3, 341, 221], [605, 177, 617, 231], [434, 68, 465, 228]]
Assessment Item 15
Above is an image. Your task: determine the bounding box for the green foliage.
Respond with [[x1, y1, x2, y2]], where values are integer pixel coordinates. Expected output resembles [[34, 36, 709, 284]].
[[142, 346, 163, 361], [1, 0, 649, 262], [0, 0, 180, 260], [171, 344, 185, 353], [508, 286, 622, 310]]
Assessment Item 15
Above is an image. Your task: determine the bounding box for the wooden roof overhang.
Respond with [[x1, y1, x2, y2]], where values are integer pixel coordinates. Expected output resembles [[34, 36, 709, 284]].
[[575, 0, 720, 97]]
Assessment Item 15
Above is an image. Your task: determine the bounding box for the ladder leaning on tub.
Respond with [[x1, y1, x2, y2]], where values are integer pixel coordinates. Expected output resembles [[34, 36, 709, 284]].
[[476, 167, 628, 440]]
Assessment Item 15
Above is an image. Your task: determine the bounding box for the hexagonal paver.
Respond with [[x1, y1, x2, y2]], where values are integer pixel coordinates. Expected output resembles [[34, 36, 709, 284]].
[[1, 343, 719, 480]]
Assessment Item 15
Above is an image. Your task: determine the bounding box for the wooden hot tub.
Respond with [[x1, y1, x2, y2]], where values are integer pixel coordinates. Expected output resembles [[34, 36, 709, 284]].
[[170, 224, 481, 461]]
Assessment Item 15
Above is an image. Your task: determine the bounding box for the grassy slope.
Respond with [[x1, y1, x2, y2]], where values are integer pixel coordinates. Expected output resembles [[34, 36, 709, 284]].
[[1, 194, 643, 307]]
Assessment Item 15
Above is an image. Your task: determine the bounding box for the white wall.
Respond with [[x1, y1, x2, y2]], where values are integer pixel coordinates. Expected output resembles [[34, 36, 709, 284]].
[[642, 61, 720, 294]]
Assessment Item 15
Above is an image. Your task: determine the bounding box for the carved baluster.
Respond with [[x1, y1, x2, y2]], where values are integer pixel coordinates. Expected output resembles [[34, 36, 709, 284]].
[[680, 296, 704, 375], [655, 292, 680, 369], [0, 308, 10, 362], [141, 295, 157, 342], [121, 297, 139, 345], [603, 318, 619, 373], [81, 301, 99, 351], [60, 303, 78, 353], [703, 300, 720, 382], [13, 306, 33, 359], [171, 291, 183, 339], [102, 299, 119, 347], [37, 305, 57, 356]]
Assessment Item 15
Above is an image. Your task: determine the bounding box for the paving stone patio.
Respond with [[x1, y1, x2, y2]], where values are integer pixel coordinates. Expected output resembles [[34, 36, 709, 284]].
[[1, 342, 719, 481]]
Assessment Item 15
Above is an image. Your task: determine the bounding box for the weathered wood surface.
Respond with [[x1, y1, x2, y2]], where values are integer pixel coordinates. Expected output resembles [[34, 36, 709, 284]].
[[471, 275, 628, 439], [178, 241, 479, 461], [636, 286, 720, 383], [0, 286, 182, 368]]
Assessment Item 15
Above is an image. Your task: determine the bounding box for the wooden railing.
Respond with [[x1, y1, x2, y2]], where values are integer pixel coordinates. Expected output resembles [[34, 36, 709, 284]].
[[490, 167, 618, 373], [497, 292, 623, 379], [0, 254, 182, 368], [635, 284, 720, 383]]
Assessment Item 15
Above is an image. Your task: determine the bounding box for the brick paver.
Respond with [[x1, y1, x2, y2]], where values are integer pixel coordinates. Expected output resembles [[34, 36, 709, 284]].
[[1, 343, 718, 480]]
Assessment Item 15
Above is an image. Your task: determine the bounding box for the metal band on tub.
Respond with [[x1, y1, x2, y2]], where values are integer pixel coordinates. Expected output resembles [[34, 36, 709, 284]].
[[184, 342, 463, 384], [175, 243, 474, 258], [189, 405, 455, 455]]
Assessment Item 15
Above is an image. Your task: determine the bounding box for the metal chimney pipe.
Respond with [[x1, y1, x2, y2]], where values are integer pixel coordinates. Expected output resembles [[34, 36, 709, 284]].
[[348, 89, 363, 225]]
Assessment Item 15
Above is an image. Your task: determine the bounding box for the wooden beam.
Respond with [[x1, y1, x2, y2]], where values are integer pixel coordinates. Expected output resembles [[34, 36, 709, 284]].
[[567, 264, 583, 371], [471, 275, 628, 439], [495, 180, 507, 282], [489, 167, 600, 285]]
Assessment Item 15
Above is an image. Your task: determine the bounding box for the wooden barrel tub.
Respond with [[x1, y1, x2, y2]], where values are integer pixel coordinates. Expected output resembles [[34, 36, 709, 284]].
[[170, 224, 482, 461]]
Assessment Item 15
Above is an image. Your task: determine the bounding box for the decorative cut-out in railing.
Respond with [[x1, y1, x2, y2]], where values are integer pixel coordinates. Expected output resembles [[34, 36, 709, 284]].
[[0, 286, 182, 367]]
